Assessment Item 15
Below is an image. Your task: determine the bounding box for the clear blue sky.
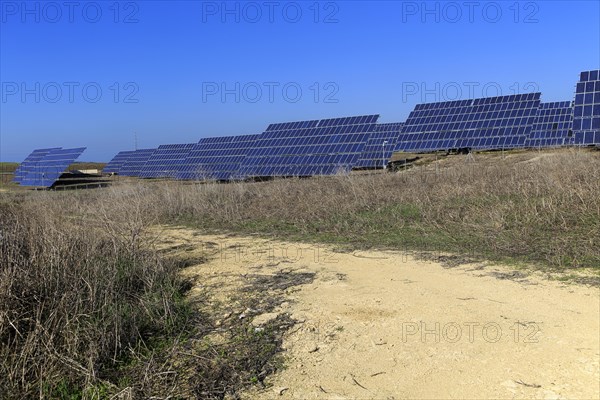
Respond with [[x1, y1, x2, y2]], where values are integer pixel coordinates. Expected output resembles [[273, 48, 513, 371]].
[[1, 0, 599, 162]]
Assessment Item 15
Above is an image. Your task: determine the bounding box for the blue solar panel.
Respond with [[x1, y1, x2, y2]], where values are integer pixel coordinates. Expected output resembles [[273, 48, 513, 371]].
[[579, 70, 600, 82], [266, 120, 320, 132], [526, 101, 573, 148], [119, 149, 157, 177], [395, 93, 541, 153], [355, 122, 404, 168], [177, 134, 260, 181], [103, 150, 137, 174], [238, 115, 380, 177], [573, 70, 600, 146], [13, 148, 62, 183], [138, 144, 197, 178], [20, 147, 86, 187]]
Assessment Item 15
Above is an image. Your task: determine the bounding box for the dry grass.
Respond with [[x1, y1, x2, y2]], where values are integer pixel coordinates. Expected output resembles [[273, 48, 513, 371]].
[[0, 148, 598, 398], [15, 149, 597, 270], [117, 149, 598, 270], [0, 193, 193, 398], [0, 186, 312, 398]]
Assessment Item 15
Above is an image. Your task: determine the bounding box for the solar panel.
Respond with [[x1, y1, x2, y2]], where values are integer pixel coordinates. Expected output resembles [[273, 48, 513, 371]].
[[238, 115, 380, 178], [355, 122, 404, 168], [13, 147, 62, 183], [20, 147, 86, 187], [573, 70, 600, 146], [395, 93, 541, 153], [103, 150, 137, 174], [265, 119, 319, 132], [177, 134, 260, 181], [526, 101, 574, 148], [138, 144, 197, 178], [118, 149, 157, 177]]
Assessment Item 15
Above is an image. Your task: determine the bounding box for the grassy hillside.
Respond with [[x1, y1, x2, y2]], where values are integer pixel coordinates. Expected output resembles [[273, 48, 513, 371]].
[[155, 149, 599, 270]]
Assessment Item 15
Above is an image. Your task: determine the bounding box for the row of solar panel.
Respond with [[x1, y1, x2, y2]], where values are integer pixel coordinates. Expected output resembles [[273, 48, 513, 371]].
[[397, 127, 533, 141], [406, 96, 539, 121], [265, 115, 378, 131], [539, 101, 572, 109], [574, 118, 600, 130], [261, 125, 373, 138], [529, 101, 573, 144], [535, 114, 572, 121], [244, 144, 366, 156], [246, 134, 372, 147], [574, 93, 600, 104], [409, 112, 540, 123], [403, 118, 537, 132], [580, 70, 600, 81], [100, 115, 381, 180], [393, 130, 597, 153], [13, 147, 87, 187], [576, 81, 600, 93], [16, 71, 600, 186], [395, 73, 600, 153], [413, 103, 540, 116], [104, 89, 596, 179], [414, 93, 540, 110], [572, 71, 600, 147], [529, 130, 571, 139], [574, 131, 600, 144], [527, 138, 572, 147], [574, 105, 600, 116], [409, 109, 539, 121], [354, 123, 405, 168], [13, 147, 61, 183], [397, 136, 529, 152], [398, 133, 574, 147], [242, 154, 359, 166]]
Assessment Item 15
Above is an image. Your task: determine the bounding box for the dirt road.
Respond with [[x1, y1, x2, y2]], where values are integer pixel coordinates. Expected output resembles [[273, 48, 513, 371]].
[[159, 227, 600, 400]]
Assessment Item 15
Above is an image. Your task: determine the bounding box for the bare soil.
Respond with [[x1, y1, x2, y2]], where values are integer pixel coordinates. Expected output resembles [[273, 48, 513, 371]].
[[157, 227, 599, 400]]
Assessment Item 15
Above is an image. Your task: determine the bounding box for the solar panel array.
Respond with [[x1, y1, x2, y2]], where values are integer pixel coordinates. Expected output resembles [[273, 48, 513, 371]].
[[19, 147, 86, 187], [13, 147, 61, 183], [74, 115, 382, 183], [16, 70, 599, 188], [238, 115, 379, 177], [118, 149, 157, 176], [177, 134, 260, 181], [395, 93, 541, 153], [573, 69, 600, 145], [355, 123, 404, 168], [103, 150, 136, 174], [527, 101, 574, 148], [138, 144, 197, 178]]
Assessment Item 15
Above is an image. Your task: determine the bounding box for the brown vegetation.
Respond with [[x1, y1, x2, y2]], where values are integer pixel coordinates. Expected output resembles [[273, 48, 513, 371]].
[[0, 149, 598, 398], [111, 149, 599, 269]]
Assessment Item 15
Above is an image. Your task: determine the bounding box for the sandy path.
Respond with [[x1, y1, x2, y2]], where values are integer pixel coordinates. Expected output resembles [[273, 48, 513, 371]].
[[158, 227, 599, 400]]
